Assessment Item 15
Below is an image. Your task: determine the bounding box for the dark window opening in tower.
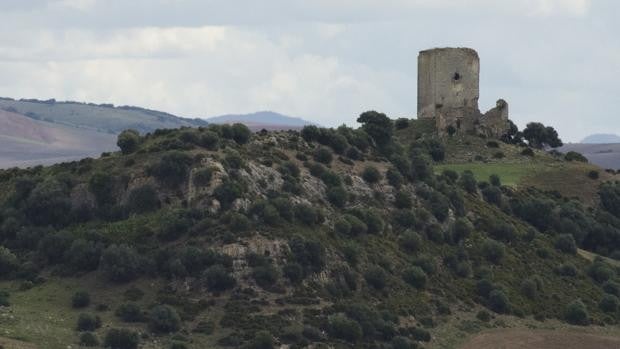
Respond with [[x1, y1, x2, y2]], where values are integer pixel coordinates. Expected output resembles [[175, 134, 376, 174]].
[[456, 119, 461, 129], [453, 72, 461, 81]]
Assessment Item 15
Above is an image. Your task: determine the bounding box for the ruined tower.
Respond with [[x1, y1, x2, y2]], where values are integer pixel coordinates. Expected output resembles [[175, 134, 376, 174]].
[[417, 47, 508, 138]]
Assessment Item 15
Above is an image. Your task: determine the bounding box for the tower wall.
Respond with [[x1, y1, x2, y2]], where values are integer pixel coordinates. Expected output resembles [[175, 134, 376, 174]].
[[417, 48, 480, 119]]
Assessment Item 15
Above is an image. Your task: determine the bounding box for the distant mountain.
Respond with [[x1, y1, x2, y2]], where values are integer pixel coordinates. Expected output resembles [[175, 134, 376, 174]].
[[581, 133, 620, 144], [206, 111, 315, 131], [559, 143, 620, 169]]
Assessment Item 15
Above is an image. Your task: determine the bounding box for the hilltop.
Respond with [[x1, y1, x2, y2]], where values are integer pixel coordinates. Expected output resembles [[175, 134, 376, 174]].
[[205, 111, 315, 131], [1, 113, 620, 349]]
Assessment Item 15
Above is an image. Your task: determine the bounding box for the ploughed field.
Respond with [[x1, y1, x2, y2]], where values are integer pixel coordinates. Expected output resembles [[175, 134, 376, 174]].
[[460, 329, 620, 349]]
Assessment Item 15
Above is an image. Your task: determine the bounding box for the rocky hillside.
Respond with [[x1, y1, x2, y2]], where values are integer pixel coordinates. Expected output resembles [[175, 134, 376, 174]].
[[1, 114, 620, 349]]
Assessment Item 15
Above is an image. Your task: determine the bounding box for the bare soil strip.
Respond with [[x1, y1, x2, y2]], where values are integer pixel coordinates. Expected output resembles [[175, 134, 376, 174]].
[[460, 329, 620, 349]]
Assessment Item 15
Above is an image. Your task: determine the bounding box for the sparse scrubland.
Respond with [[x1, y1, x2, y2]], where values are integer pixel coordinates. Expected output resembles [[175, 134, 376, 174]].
[[1, 113, 620, 348]]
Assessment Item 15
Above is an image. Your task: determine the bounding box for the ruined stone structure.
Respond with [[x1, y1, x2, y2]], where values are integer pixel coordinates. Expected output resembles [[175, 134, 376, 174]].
[[417, 47, 509, 138]]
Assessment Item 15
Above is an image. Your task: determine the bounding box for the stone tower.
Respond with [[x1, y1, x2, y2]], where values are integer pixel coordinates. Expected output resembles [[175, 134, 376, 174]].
[[417, 47, 509, 138]]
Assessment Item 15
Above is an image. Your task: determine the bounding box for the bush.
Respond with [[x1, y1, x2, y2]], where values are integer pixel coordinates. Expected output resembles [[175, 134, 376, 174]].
[[486, 141, 499, 148], [588, 170, 600, 180], [301, 125, 320, 142], [252, 264, 279, 288], [394, 118, 410, 130], [148, 305, 181, 333], [588, 262, 614, 283], [452, 218, 472, 242], [117, 129, 141, 154], [288, 236, 326, 273], [556, 263, 578, 277], [394, 191, 412, 209], [193, 168, 214, 186], [565, 151, 588, 162], [72, 291, 91, 308], [520, 278, 540, 299], [482, 186, 502, 206], [564, 300, 589, 325], [249, 330, 274, 349], [231, 123, 252, 144], [489, 174, 501, 187], [116, 303, 143, 322], [603, 281, 620, 297], [599, 294, 619, 313], [204, 265, 236, 291], [345, 215, 368, 236], [320, 171, 342, 187], [391, 336, 416, 349], [100, 245, 143, 283], [77, 313, 101, 331], [364, 266, 387, 290], [555, 234, 577, 254], [361, 166, 381, 183], [314, 148, 333, 164], [283, 263, 304, 283], [327, 186, 348, 208], [481, 239, 505, 264], [200, 131, 220, 150], [489, 222, 516, 242], [79, 332, 99, 347], [402, 266, 427, 289], [0, 247, 18, 277], [460, 170, 477, 194], [149, 151, 193, 187], [213, 180, 244, 210], [476, 310, 491, 322], [521, 148, 535, 156], [334, 218, 352, 235], [294, 204, 320, 226], [127, 184, 159, 214], [488, 289, 510, 314], [104, 329, 139, 349], [400, 231, 422, 253], [328, 314, 362, 342]]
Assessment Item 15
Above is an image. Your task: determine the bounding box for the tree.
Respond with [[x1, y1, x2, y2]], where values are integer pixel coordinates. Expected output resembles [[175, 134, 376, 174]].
[[148, 305, 181, 333], [0, 246, 17, 277], [522, 122, 563, 149], [231, 123, 251, 144], [204, 265, 236, 291], [99, 245, 142, 283], [564, 299, 589, 325], [117, 129, 141, 154], [361, 166, 381, 183], [402, 266, 427, 289], [357, 111, 393, 146], [104, 329, 139, 349], [127, 184, 159, 214]]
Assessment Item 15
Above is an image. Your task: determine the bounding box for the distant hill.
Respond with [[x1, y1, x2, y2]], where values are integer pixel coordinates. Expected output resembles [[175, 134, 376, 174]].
[[581, 133, 620, 144], [559, 143, 620, 169], [0, 97, 211, 168], [206, 111, 315, 131]]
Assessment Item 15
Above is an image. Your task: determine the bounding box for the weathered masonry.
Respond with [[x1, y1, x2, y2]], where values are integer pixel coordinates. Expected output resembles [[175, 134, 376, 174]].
[[417, 47, 508, 138]]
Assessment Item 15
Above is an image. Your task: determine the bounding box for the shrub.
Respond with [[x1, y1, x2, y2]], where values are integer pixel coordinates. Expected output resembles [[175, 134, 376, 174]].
[[493, 151, 505, 159], [294, 204, 320, 226], [603, 281, 620, 297], [488, 289, 510, 314], [200, 131, 220, 150], [564, 300, 589, 325], [327, 186, 348, 208], [77, 313, 101, 331], [72, 291, 91, 308], [460, 170, 477, 194], [394, 118, 409, 130], [521, 148, 535, 156], [486, 141, 499, 148], [555, 234, 577, 254], [127, 184, 159, 214], [224, 151, 245, 169], [288, 236, 326, 273], [249, 330, 274, 349], [252, 265, 279, 288], [149, 151, 193, 187], [410, 327, 431, 342], [104, 329, 139, 349], [345, 215, 368, 236], [588, 170, 599, 180], [394, 191, 412, 209], [565, 151, 588, 162], [115, 303, 143, 322], [400, 231, 422, 253], [117, 129, 141, 154], [520, 278, 540, 299], [320, 171, 342, 187], [476, 310, 491, 322], [482, 186, 502, 206], [193, 168, 214, 186], [452, 218, 472, 242], [386, 168, 404, 188], [556, 263, 578, 277], [334, 218, 352, 235], [204, 265, 236, 291], [489, 222, 516, 242], [588, 262, 615, 283], [283, 263, 304, 283], [301, 125, 320, 142], [0, 291, 9, 306], [402, 266, 427, 289], [425, 224, 444, 244], [213, 180, 244, 210], [364, 266, 387, 290], [79, 332, 99, 347], [391, 336, 415, 349], [0, 247, 18, 277], [361, 166, 381, 183], [314, 148, 333, 164], [149, 305, 181, 333], [100, 245, 143, 283], [364, 210, 384, 234], [328, 314, 362, 342], [231, 123, 251, 144], [481, 239, 505, 264], [599, 294, 619, 313], [489, 174, 501, 187]]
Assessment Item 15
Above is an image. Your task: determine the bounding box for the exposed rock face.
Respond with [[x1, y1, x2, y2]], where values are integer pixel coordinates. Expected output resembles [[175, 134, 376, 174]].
[[417, 47, 509, 138]]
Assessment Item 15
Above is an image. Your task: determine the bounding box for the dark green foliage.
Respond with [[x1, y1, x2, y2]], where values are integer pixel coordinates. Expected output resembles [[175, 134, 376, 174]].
[[200, 131, 220, 150], [327, 186, 348, 208], [289, 236, 325, 273], [0, 247, 17, 277], [193, 168, 214, 186], [204, 265, 236, 291], [476, 310, 491, 322], [426, 224, 444, 244], [486, 141, 499, 148], [148, 305, 181, 333], [224, 151, 245, 169], [588, 261, 614, 283], [386, 168, 404, 188], [599, 294, 619, 313], [334, 218, 352, 235], [0, 290, 9, 307], [521, 148, 535, 156], [77, 313, 101, 331], [393, 209, 416, 228], [79, 332, 99, 347], [460, 170, 477, 194], [231, 123, 252, 144], [565, 151, 588, 162], [489, 174, 501, 187], [564, 300, 589, 325], [314, 148, 333, 164], [364, 210, 384, 234], [361, 166, 381, 183], [280, 161, 300, 178], [364, 266, 387, 290], [489, 221, 516, 242], [603, 281, 620, 297], [72, 291, 91, 308], [320, 170, 342, 187], [410, 149, 432, 182], [213, 180, 244, 210], [452, 218, 472, 242], [555, 234, 577, 254], [252, 264, 279, 288], [249, 330, 275, 349], [117, 129, 141, 154], [520, 277, 541, 299], [24, 179, 72, 227], [104, 329, 139, 349], [488, 289, 510, 314], [127, 184, 159, 214], [391, 336, 416, 349], [346, 146, 362, 160], [481, 239, 505, 264], [600, 182, 620, 218], [345, 215, 368, 236], [89, 172, 115, 206], [283, 263, 304, 283], [394, 191, 412, 209], [402, 266, 427, 289], [394, 118, 409, 130], [357, 110, 393, 146], [556, 263, 578, 277], [400, 231, 422, 253], [482, 186, 502, 206], [100, 245, 143, 283], [149, 151, 193, 187], [65, 239, 103, 272], [115, 303, 143, 322], [410, 327, 431, 342], [510, 197, 554, 231], [294, 204, 321, 226], [523, 122, 563, 148], [328, 314, 363, 342], [301, 125, 320, 142], [588, 170, 599, 180], [37, 232, 72, 264]]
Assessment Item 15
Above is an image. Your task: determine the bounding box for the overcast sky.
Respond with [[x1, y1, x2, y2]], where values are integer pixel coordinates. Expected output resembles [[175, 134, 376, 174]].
[[0, 0, 618, 142]]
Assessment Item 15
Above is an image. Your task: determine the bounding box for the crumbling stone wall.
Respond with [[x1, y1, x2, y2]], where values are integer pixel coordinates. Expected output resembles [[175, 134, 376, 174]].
[[417, 47, 509, 138]]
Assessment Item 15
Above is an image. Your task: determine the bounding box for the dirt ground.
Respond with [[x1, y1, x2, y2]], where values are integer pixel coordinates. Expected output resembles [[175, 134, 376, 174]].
[[0, 337, 37, 349], [460, 329, 620, 349]]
